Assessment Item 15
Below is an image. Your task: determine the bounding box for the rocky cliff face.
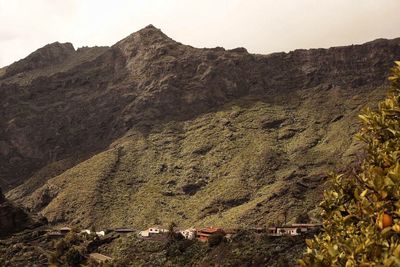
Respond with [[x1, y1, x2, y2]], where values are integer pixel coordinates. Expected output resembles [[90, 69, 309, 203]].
[[1, 25, 400, 228], [0, 187, 40, 237]]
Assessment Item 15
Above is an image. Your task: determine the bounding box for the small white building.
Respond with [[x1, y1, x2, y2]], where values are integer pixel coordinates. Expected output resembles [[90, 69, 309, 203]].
[[268, 226, 300, 236], [267, 223, 322, 236], [96, 231, 106, 236], [80, 229, 106, 236], [179, 228, 196, 240], [139, 227, 168, 237], [291, 223, 322, 234], [80, 229, 91, 235]]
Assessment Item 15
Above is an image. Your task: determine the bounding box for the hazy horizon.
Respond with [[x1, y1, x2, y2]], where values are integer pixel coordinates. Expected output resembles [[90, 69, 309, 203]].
[[1, 0, 399, 67]]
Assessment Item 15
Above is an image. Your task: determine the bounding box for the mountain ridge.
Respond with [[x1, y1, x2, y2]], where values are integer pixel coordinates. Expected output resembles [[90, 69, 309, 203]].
[[1, 26, 400, 229]]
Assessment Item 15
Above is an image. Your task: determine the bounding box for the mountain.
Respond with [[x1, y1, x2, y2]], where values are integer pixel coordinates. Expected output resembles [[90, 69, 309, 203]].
[[1, 25, 400, 229]]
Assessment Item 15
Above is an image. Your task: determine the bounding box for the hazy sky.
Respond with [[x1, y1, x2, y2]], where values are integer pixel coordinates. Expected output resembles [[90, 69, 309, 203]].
[[0, 0, 399, 67]]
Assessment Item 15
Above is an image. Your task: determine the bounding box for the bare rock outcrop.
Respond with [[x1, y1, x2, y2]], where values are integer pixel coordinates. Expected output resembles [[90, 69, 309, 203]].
[[0, 187, 27, 236], [3, 42, 75, 78]]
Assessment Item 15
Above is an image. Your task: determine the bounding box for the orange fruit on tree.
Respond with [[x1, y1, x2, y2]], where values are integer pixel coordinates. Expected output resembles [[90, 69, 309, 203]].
[[382, 213, 393, 229]]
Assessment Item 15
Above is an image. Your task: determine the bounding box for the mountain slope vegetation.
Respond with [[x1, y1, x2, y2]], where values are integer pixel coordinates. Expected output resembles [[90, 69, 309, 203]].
[[1, 25, 400, 229]]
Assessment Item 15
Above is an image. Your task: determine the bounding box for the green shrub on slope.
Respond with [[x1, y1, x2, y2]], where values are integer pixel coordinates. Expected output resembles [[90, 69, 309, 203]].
[[300, 62, 400, 266], [299, 62, 400, 266]]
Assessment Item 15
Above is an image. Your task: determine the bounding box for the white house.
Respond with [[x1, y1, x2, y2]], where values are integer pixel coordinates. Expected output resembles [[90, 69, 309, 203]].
[[291, 223, 322, 234], [80, 229, 91, 235], [96, 231, 105, 236], [139, 227, 168, 237], [80, 229, 106, 236], [268, 226, 300, 236], [179, 228, 196, 240]]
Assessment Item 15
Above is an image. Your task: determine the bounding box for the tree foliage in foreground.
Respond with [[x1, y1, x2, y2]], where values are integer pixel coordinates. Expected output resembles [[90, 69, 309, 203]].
[[300, 62, 400, 267]]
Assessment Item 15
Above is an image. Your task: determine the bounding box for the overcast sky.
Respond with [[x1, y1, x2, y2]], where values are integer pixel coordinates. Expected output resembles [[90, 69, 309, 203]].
[[0, 0, 399, 67]]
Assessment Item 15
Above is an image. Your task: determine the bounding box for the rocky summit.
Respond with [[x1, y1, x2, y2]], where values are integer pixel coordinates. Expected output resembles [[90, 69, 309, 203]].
[[1, 25, 400, 230]]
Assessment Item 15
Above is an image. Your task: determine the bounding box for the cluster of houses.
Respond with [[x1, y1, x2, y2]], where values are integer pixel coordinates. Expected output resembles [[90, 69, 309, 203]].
[[267, 223, 322, 236], [46, 227, 136, 239], [138, 226, 227, 241], [44, 223, 321, 264], [137, 223, 322, 241], [47, 223, 322, 242], [47, 225, 230, 243]]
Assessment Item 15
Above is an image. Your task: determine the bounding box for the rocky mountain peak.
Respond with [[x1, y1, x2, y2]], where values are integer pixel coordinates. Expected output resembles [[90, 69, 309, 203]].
[[114, 24, 177, 59], [144, 24, 157, 30], [130, 24, 169, 41], [37, 41, 75, 53], [4, 42, 75, 78]]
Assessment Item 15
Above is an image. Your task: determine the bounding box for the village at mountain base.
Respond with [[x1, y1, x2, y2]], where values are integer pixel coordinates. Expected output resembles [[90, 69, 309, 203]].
[[45, 223, 322, 263], [50, 223, 322, 240]]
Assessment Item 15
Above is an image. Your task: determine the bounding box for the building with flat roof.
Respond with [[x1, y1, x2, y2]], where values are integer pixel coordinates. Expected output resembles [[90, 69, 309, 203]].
[[196, 227, 225, 242]]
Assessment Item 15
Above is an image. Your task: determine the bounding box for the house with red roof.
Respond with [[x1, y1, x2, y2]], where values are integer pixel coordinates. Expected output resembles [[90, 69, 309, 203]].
[[196, 227, 225, 242]]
